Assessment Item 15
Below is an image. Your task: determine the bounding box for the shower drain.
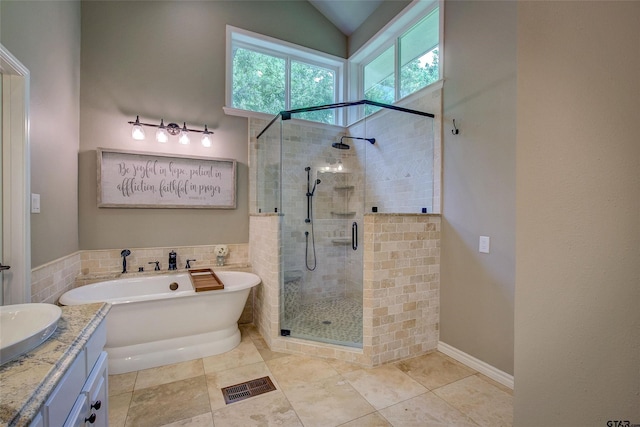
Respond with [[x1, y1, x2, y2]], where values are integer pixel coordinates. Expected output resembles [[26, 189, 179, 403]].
[[221, 376, 276, 404], [322, 320, 332, 325]]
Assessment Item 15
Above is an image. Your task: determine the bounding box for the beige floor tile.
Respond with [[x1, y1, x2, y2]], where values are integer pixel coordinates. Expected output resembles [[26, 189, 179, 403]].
[[378, 392, 478, 427], [395, 351, 476, 390], [134, 359, 204, 390], [109, 371, 137, 396], [108, 391, 132, 427], [202, 337, 264, 373], [325, 357, 363, 375], [251, 336, 289, 362], [206, 361, 276, 410], [284, 375, 375, 427], [339, 412, 392, 427], [343, 364, 428, 410], [266, 354, 340, 391], [212, 390, 302, 427], [476, 373, 514, 396], [159, 412, 214, 427], [126, 376, 211, 427], [433, 375, 513, 427], [239, 323, 261, 340]]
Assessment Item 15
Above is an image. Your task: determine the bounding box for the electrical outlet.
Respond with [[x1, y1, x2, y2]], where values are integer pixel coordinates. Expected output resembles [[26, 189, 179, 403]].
[[31, 193, 41, 214], [479, 236, 490, 253]]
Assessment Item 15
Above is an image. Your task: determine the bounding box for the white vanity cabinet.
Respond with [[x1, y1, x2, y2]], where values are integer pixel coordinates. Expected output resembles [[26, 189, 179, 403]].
[[31, 321, 108, 427]]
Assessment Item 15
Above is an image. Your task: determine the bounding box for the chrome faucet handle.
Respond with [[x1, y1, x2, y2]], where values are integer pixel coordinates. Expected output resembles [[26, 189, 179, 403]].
[[148, 261, 160, 271], [186, 259, 196, 269]]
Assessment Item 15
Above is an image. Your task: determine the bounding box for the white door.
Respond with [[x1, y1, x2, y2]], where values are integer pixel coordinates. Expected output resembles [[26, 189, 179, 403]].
[[0, 44, 31, 305]]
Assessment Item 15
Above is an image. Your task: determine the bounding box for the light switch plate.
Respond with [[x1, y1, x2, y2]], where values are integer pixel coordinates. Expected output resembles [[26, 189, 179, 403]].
[[31, 193, 41, 213], [479, 236, 490, 253]]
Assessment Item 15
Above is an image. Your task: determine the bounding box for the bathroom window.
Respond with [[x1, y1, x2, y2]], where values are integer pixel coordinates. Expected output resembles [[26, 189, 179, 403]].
[[232, 47, 286, 115], [227, 26, 345, 124], [353, 3, 441, 116]]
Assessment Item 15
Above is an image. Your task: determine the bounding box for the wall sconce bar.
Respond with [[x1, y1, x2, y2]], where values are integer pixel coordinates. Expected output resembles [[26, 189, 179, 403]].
[[128, 116, 214, 147]]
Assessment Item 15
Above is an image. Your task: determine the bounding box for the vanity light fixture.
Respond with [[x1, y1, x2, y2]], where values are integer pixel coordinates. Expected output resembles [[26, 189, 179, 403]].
[[127, 116, 214, 147], [131, 116, 146, 140], [201, 125, 212, 148], [178, 123, 190, 145], [156, 119, 169, 143]]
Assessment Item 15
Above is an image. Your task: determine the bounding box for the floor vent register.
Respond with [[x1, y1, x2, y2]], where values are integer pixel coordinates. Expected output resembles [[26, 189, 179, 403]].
[[221, 376, 277, 404]]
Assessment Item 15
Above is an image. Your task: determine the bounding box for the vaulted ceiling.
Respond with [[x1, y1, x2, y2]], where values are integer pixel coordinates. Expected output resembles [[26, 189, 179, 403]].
[[308, 0, 384, 35]]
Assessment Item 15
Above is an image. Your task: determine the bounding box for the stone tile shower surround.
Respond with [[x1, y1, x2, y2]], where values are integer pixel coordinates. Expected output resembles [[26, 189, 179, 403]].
[[248, 89, 442, 366], [249, 213, 440, 367], [30, 244, 249, 304], [363, 214, 440, 365]]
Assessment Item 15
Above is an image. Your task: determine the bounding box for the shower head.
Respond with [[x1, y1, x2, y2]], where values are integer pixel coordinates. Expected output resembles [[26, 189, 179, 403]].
[[332, 141, 350, 150], [335, 135, 376, 149]]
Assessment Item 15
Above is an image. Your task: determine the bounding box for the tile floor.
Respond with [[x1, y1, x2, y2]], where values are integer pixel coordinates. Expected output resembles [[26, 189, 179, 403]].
[[108, 325, 513, 427]]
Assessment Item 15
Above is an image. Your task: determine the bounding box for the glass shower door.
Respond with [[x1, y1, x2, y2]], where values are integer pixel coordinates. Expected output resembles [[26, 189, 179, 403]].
[[280, 127, 365, 348]]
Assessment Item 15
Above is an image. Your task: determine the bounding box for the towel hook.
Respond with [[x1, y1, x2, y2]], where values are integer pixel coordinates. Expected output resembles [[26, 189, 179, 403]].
[[452, 119, 460, 135]]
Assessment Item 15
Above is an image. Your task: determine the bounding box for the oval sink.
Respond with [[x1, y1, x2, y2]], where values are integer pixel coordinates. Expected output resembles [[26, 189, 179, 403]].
[[0, 303, 62, 365]]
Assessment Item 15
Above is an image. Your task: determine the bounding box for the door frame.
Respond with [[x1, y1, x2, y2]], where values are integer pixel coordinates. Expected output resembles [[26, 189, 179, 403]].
[[1, 44, 31, 304]]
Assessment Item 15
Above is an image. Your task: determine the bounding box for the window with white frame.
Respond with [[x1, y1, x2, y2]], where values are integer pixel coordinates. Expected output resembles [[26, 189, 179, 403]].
[[357, 3, 440, 115], [227, 26, 345, 125]]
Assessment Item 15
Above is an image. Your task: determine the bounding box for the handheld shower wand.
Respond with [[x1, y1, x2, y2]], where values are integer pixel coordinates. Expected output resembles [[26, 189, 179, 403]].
[[121, 249, 131, 273]]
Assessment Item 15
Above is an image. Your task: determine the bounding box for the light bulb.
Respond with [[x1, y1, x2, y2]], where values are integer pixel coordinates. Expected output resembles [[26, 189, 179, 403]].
[[178, 122, 190, 145], [156, 119, 169, 143], [201, 125, 212, 147], [131, 116, 145, 140]]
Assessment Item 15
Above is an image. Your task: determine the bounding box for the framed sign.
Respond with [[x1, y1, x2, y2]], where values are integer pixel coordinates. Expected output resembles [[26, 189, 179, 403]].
[[97, 148, 236, 209]]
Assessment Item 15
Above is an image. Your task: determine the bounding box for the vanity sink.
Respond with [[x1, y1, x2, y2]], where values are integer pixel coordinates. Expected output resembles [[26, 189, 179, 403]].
[[0, 303, 62, 365]]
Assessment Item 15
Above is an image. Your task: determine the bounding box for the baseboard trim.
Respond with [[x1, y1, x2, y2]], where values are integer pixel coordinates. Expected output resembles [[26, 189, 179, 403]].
[[437, 341, 514, 390]]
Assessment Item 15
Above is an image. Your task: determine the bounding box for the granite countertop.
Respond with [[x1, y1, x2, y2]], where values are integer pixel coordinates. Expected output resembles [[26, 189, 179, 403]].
[[0, 302, 111, 427]]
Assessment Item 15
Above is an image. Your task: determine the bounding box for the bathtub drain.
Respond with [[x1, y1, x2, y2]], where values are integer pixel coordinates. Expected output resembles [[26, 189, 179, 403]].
[[221, 376, 276, 404]]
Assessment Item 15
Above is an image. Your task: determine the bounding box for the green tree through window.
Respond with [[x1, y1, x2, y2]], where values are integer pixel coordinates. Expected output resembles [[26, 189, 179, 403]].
[[232, 47, 285, 115], [232, 45, 338, 124]]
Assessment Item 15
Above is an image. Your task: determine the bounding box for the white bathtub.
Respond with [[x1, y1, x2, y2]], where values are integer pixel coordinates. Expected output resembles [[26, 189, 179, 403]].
[[59, 271, 261, 374]]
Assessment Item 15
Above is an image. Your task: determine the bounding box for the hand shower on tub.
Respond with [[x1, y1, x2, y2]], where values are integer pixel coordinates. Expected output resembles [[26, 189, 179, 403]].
[[121, 249, 131, 273], [304, 167, 320, 271]]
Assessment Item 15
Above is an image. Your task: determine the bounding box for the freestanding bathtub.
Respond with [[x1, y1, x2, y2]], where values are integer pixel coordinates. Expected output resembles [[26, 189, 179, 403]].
[[59, 271, 261, 374]]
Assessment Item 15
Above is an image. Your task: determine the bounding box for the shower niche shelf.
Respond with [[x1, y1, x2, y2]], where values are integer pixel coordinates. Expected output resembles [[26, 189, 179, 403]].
[[331, 211, 356, 216], [334, 185, 354, 191], [331, 238, 351, 245]]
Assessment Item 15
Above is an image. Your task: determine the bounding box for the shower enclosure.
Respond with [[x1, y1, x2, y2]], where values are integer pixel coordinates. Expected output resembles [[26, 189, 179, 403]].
[[252, 100, 436, 350]]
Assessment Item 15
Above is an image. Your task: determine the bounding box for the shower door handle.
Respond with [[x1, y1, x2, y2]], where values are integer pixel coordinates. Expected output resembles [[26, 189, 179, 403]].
[[352, 222, 358, 251]]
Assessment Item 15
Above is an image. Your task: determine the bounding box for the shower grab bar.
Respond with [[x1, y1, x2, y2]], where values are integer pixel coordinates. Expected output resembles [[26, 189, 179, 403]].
[[352, 222, 358, 251]]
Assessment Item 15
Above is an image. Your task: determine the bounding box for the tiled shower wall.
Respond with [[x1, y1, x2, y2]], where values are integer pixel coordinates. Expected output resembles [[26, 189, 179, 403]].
[[250, 212, 441, 366], [248, 87, 442, 365], [248, 214, 281, 346], [350, 91, 442, 214], [250, 118, 364, 310], [363, 214, 440, 365]]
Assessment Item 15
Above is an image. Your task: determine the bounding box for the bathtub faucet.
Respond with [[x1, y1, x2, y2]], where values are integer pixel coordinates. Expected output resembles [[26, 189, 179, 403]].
[[121, 249, 131, 273], [149, 261, 160, 271], [168, 250, 177, 271], [185, 259, 196, 269]]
